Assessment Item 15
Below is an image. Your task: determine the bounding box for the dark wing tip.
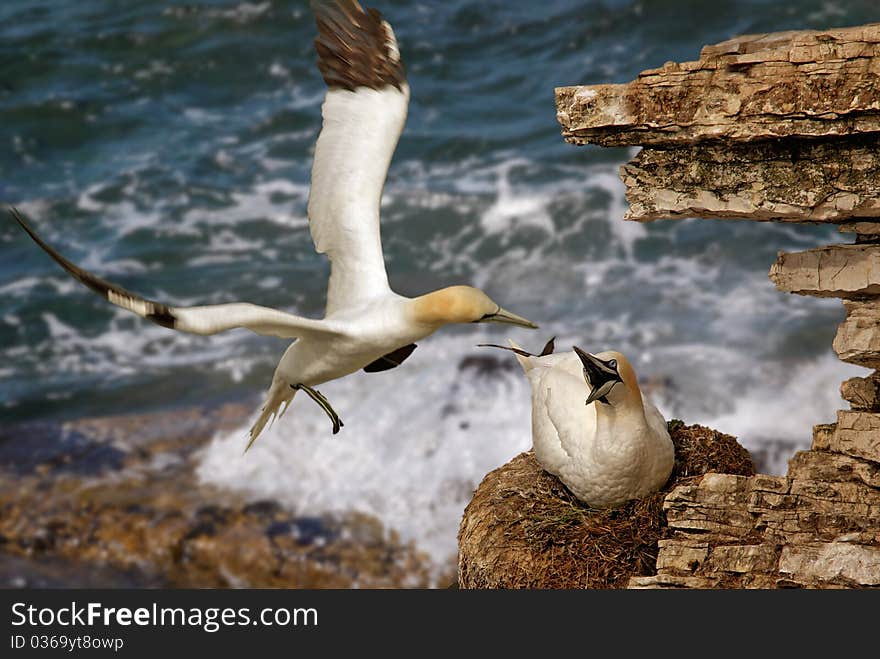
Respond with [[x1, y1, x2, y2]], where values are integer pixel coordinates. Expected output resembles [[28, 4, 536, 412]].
[[10, 206, 34, 236], [311, 0, 405, 91], [146, 307, 177, 329], [10, 207, 178, 330]]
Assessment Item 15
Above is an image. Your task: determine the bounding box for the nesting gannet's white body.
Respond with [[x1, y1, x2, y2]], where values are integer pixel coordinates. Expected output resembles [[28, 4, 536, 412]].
[[511, 343, 674, 508], [11, 0, 537, 450]]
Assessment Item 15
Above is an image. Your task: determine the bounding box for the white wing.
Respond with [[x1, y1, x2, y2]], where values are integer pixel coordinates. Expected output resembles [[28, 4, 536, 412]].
[[309, 0, 409, 315], [167, 303, 341, 339], [12, 208, 342, 341]]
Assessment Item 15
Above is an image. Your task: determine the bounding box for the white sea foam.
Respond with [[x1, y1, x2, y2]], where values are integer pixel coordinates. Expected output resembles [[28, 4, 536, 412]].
[[183, 107, 225, 125], [181, 179, 310, 231], [164, 2, 271, 23], [0, 276, 46, 297], [694, 352, 866, 474], [479, 159, 555, 235], [589, 168, 646, 259]]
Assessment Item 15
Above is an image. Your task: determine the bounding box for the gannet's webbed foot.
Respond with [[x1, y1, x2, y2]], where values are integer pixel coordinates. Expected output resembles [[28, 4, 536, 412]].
[[292, 383, 344, 434]]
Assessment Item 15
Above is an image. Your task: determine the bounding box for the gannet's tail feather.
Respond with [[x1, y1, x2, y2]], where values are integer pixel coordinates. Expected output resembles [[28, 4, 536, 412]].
[[539, 336, 556, 356], [508, 339, 533, 373], [10, 208, 342, 341], [246, 377, 296, 452]]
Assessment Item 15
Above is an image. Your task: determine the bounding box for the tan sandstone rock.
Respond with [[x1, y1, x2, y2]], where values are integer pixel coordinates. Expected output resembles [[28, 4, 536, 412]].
[[833, 301, 880, 367], [556, 24, 880, 148], [622, 137, 880, 222], [778, 542, 880, 586], [840, 222, 880, 236], [832, 410, 880, 463], [788, 450, 880, 488], [769, 246, 880, 298], [841, 371, 880, 410]]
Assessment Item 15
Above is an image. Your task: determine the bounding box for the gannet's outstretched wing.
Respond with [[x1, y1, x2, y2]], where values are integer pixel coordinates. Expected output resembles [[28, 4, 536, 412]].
[[308, 0, 409, 315], [11, 209, 343, 340]]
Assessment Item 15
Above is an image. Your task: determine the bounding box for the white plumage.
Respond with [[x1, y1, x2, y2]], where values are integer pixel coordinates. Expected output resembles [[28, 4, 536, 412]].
[[309, 86, 409, 315], [509, 340, 674, 508]]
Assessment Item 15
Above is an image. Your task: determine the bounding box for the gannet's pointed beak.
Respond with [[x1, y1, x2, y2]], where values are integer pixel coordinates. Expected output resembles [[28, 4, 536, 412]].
[[574, 346, 622, 406], [480, 307, 539, 329]]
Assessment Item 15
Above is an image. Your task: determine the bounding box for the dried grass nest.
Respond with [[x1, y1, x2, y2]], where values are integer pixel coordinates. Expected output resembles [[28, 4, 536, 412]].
[[457, 420, 754, 589]]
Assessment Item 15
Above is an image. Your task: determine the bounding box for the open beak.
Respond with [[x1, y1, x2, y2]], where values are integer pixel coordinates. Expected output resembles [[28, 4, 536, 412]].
[[573, 346, 619, 406], [481, 308, 539, 329], [585, 382, 616, 406]]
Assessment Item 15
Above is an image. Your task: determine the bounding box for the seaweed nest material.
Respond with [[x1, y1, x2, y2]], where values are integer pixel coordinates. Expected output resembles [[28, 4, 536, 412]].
[[457, 420, 754, 589]]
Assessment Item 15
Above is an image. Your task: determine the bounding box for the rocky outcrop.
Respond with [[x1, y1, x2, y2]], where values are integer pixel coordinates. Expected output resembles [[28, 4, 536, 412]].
[[544, 22, 880, 588], [557, 23, 880, 224], [621, 135, 880, 222], [770, 246, 880, 299], [630, 424, 880, 588], [556, 24, 880, 148], [841, 372, 880, 411], [770, 246, 880, 369], [834, 301, 880, 368]]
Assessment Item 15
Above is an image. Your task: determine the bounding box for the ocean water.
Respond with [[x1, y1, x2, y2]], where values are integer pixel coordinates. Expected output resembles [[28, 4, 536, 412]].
[[1, 0, 874, 573]]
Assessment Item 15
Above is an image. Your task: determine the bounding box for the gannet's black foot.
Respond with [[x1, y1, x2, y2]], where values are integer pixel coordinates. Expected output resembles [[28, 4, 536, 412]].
[[292, 383, 344, 434]]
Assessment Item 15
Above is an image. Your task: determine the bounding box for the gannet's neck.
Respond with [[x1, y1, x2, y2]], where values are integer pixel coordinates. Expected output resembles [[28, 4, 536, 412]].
[[617, 356, 643, 411], [592, 386, 649, 463], [594, 393, 643, 423]]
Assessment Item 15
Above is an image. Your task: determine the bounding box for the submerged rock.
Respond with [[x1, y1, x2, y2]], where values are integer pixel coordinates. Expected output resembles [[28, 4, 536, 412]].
[[0, 403, 433, 588], [0, 553, 163, 589]]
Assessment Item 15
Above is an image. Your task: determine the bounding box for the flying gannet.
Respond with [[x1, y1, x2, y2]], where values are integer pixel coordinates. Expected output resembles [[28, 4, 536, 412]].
[[10, 0, 538, 450], [483, 339, 674, 508]]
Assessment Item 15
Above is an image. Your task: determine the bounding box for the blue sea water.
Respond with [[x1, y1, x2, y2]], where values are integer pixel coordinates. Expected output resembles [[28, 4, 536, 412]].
[[0, 0, 875, 568]]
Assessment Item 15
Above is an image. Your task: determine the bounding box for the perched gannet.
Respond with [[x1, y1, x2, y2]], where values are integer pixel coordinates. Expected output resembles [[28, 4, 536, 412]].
[[10, 0, 537, 450], [485, 339, 674, 508]]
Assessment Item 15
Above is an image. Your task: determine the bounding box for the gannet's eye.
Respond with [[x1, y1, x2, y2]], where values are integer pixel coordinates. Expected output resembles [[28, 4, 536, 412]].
[[607, 359, 617, 370]]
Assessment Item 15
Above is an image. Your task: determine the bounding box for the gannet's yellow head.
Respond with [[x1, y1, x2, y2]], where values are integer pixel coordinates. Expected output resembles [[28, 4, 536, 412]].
[[412, 286, 538, 329], [573, 347, 642, 408]]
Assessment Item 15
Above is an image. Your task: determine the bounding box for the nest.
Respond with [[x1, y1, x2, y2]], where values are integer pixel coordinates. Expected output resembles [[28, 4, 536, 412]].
[[457, 420, 754, 589]]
